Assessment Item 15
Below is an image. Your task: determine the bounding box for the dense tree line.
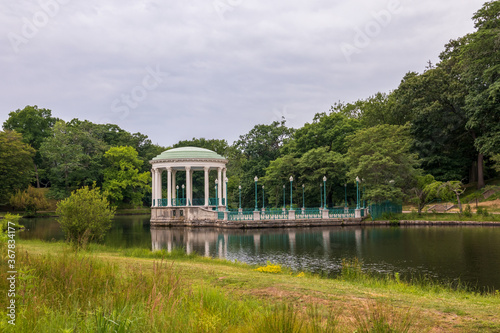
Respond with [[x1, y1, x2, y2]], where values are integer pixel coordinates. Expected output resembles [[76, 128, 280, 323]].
[[1, 1, 499, 210]]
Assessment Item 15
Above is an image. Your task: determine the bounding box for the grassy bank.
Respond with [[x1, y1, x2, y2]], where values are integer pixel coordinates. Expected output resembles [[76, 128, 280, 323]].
[[1, 241, 499, 332], [375, 211, 500, 222]]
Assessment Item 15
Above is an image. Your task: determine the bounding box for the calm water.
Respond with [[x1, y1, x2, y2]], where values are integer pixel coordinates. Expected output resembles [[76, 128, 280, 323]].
[[19, 215, 500, 290]]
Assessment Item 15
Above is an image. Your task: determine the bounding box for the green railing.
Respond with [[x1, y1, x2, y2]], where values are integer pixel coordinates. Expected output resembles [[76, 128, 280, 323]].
[[329, 208, 355, 218], [261, 210, 289, 220], [296, 208, 321, 219], [172, 198, 186, 206], [228, 210, 254, 221], [217, 212, 225, 219]]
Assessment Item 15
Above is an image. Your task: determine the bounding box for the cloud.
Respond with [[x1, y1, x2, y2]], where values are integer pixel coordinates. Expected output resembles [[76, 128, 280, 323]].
[[0, 0, 486, 145]]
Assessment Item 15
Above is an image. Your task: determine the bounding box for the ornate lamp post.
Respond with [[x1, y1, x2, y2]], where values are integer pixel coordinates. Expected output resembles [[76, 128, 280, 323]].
[[238, 185, 242, 210], [320, 183, 323, 209], [283, 184, 286, 210], [356, 176, 360, 209], [182, 184, 185, 205], [302, 184, 305, 209], [262, 185, 265, 210], [176, 185, 179, 206], [323, 176, 327, 209], [254, 176, 258, 211], [225, 177, 228, 210], [215, 179, 219, 211], [289, 176, 294, 210]]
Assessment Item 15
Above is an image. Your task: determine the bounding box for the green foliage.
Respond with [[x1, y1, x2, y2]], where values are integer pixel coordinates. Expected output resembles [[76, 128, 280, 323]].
[[463, 204, 472, 217], [56, 185, 116, 249], [9, 185, 49, 216], [412, 174, 438, 214], [39, 120, 109, 198], [286, 111, 361, 156], [102, 146, 151, 207], [173, 137, 229, 157], [0, 213, 22, 242], [347, 124, 420, 203], [0, 130, 35, 204]]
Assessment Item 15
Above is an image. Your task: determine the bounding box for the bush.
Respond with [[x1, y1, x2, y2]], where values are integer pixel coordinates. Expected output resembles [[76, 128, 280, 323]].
[[56, 185, 116, 250], [9, 185, 49, 216], [463, 204, 472, 217]]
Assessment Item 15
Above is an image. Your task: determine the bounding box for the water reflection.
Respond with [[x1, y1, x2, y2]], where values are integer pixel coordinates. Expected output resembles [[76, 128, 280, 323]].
[[17, 215, 500, 291], [151, 226, 500, 290]]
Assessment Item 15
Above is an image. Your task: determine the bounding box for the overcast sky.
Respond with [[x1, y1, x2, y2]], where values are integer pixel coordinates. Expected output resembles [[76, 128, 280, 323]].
[[0, 0, 486, 147]]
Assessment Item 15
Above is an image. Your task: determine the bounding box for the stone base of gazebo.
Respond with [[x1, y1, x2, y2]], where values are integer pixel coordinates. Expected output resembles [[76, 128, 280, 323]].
[[150, 207, 367, 228]]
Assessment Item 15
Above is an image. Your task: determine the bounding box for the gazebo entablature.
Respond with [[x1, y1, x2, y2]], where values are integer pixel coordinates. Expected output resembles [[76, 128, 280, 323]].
[[150, 153, 228, 209]]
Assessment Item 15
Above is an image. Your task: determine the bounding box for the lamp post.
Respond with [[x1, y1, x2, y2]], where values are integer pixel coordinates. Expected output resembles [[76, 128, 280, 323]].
[[254, 176, 258, 211], [182, 184, 185, 205], [238, 185, 242, 210], [323, 176, 327, 209], [289, 176, 294, 210], [355, 176, 360, 209], [215, 179, 219, 211], [320, 183, 323, 209], [225, 177, 228, 210], [283, 184, 286, 211], [262, 185, 265, 210], [344, 183, 347, 208], [302, 184, 305, 210], [176, 185, 179, 206]]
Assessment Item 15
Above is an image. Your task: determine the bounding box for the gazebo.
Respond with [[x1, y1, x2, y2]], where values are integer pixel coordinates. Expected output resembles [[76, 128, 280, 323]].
[[150, 146, 228, 210]]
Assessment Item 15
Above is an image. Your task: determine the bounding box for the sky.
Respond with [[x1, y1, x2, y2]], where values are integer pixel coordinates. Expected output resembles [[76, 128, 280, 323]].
[[0, 0, 487, 147]]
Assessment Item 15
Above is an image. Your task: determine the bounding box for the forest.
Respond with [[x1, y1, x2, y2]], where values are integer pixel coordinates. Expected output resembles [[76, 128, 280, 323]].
[[1, 1, 499, 212]]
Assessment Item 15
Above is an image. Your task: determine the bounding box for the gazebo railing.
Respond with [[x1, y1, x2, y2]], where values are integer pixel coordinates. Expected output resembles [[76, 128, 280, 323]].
[[261, 210, 289, 220], [228, 209, 254, 221], [328, 208, 355, 218], [296, 208, 321, 219]]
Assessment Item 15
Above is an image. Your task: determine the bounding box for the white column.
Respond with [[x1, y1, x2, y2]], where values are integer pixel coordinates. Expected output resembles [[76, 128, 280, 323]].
[[204, 166, 210, 207], [217, 167, 222, 206], [222, 168, 227, 208], [157, 169, 163, 205], [172, 170, 177, 201], [185, 166, 191, 206], [151, 168, 156, 206], [167, 167, 172, 207]]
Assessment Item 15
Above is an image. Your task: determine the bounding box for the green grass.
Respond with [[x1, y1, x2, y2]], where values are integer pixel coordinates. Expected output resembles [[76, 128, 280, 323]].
[[375, 211, 500, 222], [1, 240, 499, 332]]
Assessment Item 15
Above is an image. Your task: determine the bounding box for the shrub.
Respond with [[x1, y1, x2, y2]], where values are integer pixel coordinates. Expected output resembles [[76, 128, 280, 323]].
[[9, 185, 49, 216], [463, 204, 472, 217], [56, 185, 116, 250]]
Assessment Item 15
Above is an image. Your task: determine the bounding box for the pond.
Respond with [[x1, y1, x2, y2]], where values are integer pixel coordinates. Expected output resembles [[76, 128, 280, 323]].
[[18, 215, 500, 291]]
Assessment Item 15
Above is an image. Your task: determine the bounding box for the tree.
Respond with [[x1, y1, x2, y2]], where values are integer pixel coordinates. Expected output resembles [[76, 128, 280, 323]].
[[286, 112, 361, 156], [233, 120, 294, 207], [438, 1, 500, 187], [346, 125, 420, 203], [3, 105, 57, 188], [56, 185, 115, 249], [411, 174, 439, 214], [424, 180, 465, 213], [9, 186, 49, 216], [39, 120, 108, 197], [0, 130, 35, 204], [390, 68, 476, 183], [102, 146, 151, 207]]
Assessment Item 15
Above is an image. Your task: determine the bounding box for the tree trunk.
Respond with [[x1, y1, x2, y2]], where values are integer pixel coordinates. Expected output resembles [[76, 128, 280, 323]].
[[477, 153, 485, 189]]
